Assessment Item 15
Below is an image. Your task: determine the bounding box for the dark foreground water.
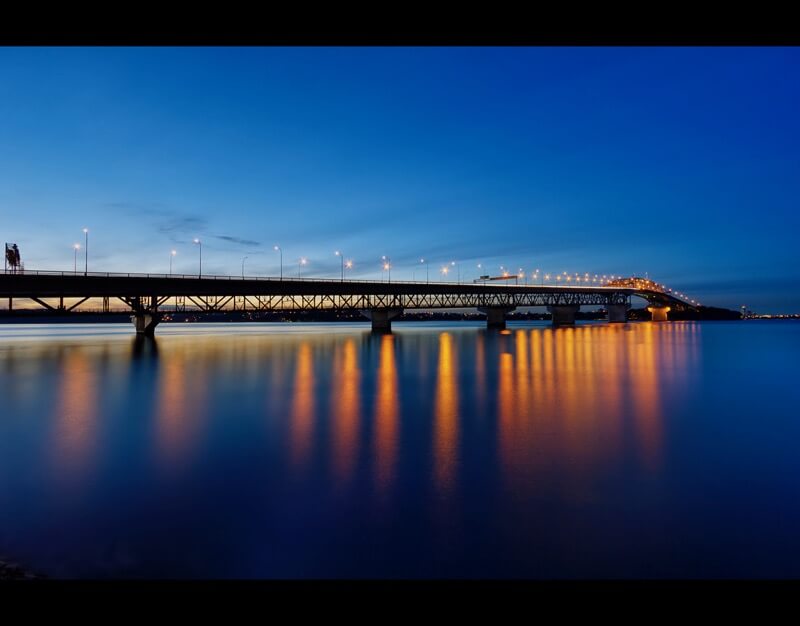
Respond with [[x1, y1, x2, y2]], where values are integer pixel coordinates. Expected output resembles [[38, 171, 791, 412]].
[[1, 320, 799, 579]]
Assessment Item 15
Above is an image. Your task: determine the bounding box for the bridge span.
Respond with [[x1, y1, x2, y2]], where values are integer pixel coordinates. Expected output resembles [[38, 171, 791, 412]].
[[0, 271, 695, 335]]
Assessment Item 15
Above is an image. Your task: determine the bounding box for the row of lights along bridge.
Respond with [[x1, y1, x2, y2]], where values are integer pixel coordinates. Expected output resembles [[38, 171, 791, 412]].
[[63, 231, 698, 304]]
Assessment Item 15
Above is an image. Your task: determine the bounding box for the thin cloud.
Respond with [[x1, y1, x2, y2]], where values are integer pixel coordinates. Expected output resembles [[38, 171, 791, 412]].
[[214, 235, 261, 247], [156, 216, 208, 236]]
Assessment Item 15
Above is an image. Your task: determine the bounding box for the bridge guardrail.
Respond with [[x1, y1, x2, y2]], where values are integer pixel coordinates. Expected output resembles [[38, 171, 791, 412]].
[[0, 269, 624, 288], [0, 269, 697, 305]]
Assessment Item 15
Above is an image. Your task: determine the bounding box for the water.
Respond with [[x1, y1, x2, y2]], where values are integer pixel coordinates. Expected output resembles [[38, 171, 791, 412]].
[[0, 320, 799, 579]]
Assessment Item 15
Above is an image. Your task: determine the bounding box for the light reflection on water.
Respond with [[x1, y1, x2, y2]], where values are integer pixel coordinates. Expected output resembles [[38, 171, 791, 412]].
[[1, 321, 800, 578]]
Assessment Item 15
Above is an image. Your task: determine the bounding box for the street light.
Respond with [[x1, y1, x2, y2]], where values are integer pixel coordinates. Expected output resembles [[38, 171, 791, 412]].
[[298, 257, 307, 278], [193, 238, 202, 277], [242, 256, 248, 278], [451, 261, 460, 284], [381, 256, 391, 283], [73, 243, 80, 273], [344, 259, 353, 279], [335, 250, 344, 281], [82, 228, 88, 275], [420, 258, 428, 284], [273, 245, 283, 280], [440, 265, 449, 280], [170, 250, 177, 275]]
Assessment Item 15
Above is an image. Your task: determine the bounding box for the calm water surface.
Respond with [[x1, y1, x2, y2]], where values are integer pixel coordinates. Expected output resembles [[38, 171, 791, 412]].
[[1, 320, 799, 578]]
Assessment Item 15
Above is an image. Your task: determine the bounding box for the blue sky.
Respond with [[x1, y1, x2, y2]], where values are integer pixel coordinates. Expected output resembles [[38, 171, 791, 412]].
[[1, 47, 798, 311]]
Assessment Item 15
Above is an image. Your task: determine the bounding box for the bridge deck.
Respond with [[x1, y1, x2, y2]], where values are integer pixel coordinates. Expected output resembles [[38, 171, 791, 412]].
[[0, 271, 688, 309]]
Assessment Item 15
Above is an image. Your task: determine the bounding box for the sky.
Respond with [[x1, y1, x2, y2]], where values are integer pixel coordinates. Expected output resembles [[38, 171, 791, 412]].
[[1, 47, 798, 312]]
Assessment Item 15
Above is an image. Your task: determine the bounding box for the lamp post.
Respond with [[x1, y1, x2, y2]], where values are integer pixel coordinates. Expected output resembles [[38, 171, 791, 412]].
[[420, 258, 428, 283], [242, 256, 248, 278], [335, 250, 344, 281], [170, 250, 177, 275], [381, 256, 391, 283], [82, 228, 88, 275], [440, 265, 449, 281], [298, 257, 306, 278], [73, 243, 80, 273], [273, 245, 282, 280], [344, 259, 352, 280], [193, 238, 202, 277], [451, 261, 459, 284]]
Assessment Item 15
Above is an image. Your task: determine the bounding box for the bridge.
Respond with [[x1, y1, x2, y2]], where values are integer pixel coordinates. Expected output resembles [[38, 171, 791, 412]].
[[0, 271, 696, 335]]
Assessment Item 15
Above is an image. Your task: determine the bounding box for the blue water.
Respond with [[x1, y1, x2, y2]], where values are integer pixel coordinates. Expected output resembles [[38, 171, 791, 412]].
[[0, 320, 798, 578]]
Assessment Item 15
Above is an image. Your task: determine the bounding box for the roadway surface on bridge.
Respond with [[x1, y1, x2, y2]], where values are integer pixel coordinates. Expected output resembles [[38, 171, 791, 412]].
[[0, 271, 691, 311]]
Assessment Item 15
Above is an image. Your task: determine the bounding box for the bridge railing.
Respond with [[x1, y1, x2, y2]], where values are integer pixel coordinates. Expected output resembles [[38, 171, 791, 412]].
[[0, 268, 629, 289]]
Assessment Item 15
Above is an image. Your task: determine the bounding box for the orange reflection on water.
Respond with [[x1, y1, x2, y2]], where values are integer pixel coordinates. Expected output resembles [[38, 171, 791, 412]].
[[497, 350, 515, 479], [154, 348, 206, 471], [331, 338, 361, 488], [373, 334, 399, 492], [289, 342, 315, 472], [495, 324, 696, 493], [515, 330, 530, 419], [433, 332, 459, 490], [627, 323, 663, 472], [474, 331, 486, 409], [51, 349, 98, 483]]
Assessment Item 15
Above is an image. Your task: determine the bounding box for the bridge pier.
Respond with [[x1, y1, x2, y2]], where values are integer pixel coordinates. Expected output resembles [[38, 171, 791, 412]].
[[607, 303, 628, 323], [132, 311, 161, 336], [130, 295, 161, 336], [478, 306, 516, 330], [548, 304, 580, 326], [647, 305, 670, 322], [360, 308, 403, 333]]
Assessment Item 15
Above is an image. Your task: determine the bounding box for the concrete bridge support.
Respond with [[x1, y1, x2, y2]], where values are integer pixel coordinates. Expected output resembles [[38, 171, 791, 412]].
[[478, 306, 516, 330], [647, 305, 670, 322], [607, 303, 628, 323], [360, 308, 403, 333], [548, 304, 581, 326], [130, 295, 161, 336], [132, 311, 161, 336]]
